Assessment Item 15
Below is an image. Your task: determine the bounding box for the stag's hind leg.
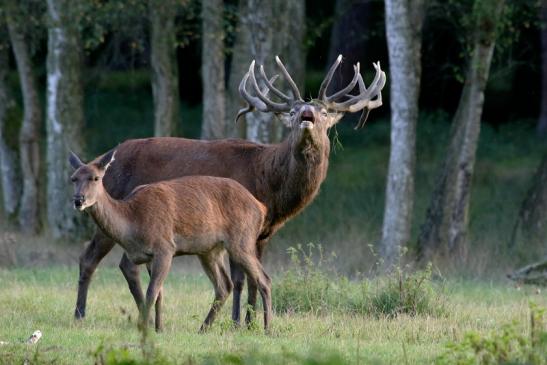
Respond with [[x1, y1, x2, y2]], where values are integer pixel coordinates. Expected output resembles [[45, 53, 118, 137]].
[[75, 231, 116, 319], [199, 249, 233, 332]]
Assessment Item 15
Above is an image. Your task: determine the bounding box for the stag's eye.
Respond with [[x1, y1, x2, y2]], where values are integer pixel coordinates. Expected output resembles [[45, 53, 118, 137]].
[[70, 177, 77, 183], [321, 111, 328, 117], [94, 176, 100, 181]]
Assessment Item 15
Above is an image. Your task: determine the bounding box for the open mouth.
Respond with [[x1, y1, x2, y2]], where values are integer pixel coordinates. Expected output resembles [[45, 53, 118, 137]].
[[299, 110, 315, 129]]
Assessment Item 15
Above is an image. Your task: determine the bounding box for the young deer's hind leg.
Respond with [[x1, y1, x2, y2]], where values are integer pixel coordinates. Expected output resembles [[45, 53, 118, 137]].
[[146, 263, 164, 333], [139, 251, 172, 333], [199, 250, 233, 333], [232, 247, 272, 333]]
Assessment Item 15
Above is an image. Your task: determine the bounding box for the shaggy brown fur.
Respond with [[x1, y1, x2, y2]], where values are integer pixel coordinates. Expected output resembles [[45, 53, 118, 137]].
[[70, 150, 270, 332]]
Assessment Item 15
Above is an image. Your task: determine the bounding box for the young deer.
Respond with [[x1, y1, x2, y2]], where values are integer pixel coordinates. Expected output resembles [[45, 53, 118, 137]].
[[69, 150, 271, 332]]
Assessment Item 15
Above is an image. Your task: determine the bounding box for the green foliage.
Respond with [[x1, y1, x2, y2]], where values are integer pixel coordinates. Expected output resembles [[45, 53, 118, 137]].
[[435, 304, 547, 365], [273, 244, 446, 318]]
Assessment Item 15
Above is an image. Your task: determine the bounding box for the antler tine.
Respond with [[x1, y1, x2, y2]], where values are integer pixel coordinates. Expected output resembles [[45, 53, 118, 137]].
[[325, 63, 361, 102], [249, 63, 291, 112], [259, 65, 291, 102], [318, 54, 342, 101], [235, 65, 281, 123], [238, 66, 268, 112], [275, 56, 303, 101], [325, 61, 386, 114]]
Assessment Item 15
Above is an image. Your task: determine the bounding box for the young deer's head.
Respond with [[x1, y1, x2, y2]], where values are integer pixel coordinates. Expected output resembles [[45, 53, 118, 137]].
[[236, 55, 386, 154], [69, 150, 116, 211]]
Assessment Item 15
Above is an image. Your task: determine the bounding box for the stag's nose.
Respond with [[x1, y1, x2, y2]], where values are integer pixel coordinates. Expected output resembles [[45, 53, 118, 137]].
[[300, 108, 315, 123]]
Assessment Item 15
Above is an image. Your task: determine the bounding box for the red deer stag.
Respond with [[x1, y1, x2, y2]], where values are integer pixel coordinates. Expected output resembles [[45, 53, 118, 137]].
[[73, 55, 386, 328], [69, 150, 271, 332]]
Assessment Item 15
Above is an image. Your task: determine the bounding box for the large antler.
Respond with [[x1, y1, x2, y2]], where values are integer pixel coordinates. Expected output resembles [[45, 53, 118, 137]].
[[319, 55, 387, 129], [236, 56, 303, 123]]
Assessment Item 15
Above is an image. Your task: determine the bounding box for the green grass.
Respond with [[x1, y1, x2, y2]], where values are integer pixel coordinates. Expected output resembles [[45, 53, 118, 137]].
[[0, 267, 545, 364]]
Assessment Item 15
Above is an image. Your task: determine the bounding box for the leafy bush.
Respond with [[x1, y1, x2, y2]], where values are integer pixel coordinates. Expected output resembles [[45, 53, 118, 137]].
[[435, 304, 547, 365], [273, 243, 446, 318]]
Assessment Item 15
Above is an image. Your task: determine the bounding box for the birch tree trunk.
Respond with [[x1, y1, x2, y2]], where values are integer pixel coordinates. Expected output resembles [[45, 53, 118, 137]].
[[380, 0, 426, 268], [201, 0, 226, 140], [510, 153, 547, 251], [538, 0, 547, 137], [0, 31, 21, 220], [150, 0, 180, 137], [418, 0, 505, 259], [6, 1, 42, 233], [46, 0, 87, 238], [226, 0, 305, 143]]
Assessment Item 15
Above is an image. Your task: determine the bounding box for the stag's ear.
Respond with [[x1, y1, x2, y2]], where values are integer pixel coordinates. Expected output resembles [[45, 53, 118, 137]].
[[326, 112, 345, 129], [275, 112, 293, 128], [68, 151, 84, 170], [96, 149, 116, 172]]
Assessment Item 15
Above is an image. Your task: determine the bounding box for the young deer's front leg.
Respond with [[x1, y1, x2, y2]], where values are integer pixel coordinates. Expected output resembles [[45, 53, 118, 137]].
[[139, 251, 172, 333]]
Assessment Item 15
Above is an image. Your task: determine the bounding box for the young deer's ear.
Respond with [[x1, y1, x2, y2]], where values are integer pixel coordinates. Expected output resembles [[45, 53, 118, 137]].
[[68, 151, 84, 170], [96, 149, 116, 172]]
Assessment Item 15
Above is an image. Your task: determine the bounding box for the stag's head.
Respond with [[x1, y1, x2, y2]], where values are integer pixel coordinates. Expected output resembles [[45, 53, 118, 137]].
[[68, 150, 115, 211], [237, 55, 386, 153]]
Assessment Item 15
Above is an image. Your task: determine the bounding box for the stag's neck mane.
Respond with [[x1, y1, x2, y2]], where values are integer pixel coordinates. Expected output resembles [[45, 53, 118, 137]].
[[87, 187, 132, 244], [260, 133, 330, 229]]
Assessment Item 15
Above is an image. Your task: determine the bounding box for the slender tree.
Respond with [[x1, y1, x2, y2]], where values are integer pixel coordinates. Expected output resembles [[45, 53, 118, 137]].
[[538, 0, 547, 136], [418, 0, 505, 259], [149, 0, 180, 137], [46, 0, 87, 238], [380, 0, 426, 268], [226, 0, 305, 143], [0, 25, 21, 220], [5, 0, 42, 233], [201, 0, 226, 139]]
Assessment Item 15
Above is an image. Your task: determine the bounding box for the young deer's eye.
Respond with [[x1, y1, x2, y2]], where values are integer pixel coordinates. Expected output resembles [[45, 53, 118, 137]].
[[289, 110, 295, 117], [70, 177, 77, 183], [94, 176, 100, 181]]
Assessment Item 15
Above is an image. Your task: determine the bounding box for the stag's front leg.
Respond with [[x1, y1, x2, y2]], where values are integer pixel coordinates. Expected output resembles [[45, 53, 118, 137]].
[[139, 252, 172, 333], [75, 231, 116, 319], [230, 259, 245, 325]]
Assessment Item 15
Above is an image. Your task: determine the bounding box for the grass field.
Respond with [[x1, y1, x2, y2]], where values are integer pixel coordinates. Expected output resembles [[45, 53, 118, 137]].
[[0, 266, 545, 364]]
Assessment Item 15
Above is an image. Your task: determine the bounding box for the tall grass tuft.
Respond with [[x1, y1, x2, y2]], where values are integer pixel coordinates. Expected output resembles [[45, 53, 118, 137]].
[[435, 303, 547, 365], [273, 243, 446, 318]]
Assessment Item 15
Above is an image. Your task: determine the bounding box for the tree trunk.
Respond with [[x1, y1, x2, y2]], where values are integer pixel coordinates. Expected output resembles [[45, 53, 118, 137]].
[[226, 0, 305, 143], [538, 0, 547, 137], [418, 0, 504, 259], [46, 0, 87, 239], [6, 1, 42, 234], [150, 0, 180, 137], [380, 0, 425, 268], [510, 154, 547, 252], [0, 30, 21, 220], [200, 0, 226, 140]]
